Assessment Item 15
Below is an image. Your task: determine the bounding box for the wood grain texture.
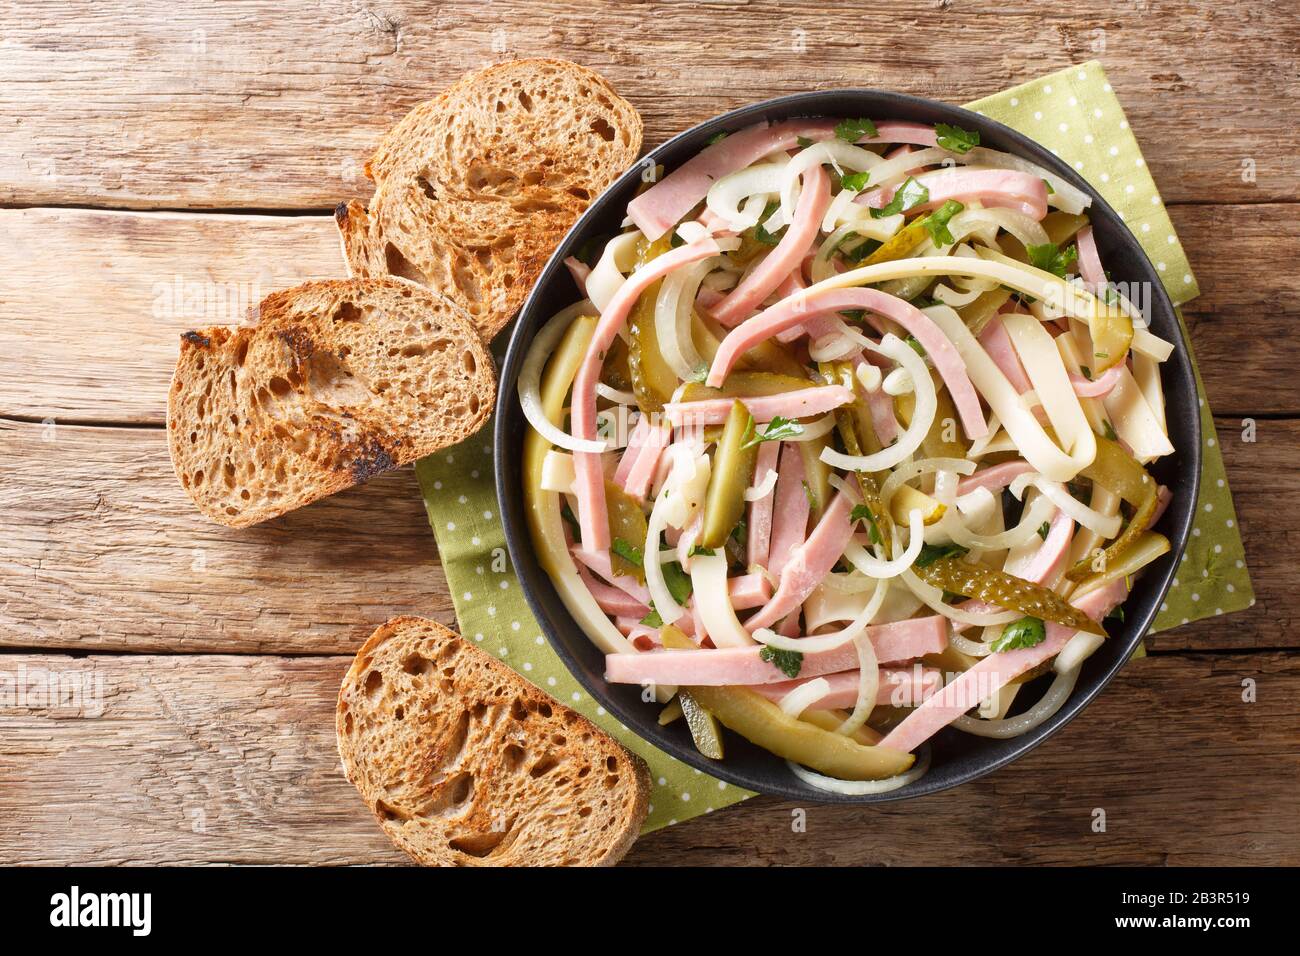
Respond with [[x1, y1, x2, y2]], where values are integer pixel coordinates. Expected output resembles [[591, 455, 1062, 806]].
[[0, 413, 1284, 654], [0, 208, 341, 425], [0, 418, 456, 654], [0, 650, 1293, 865], [2, 1, 1296, 210], [2, 203, 1296, 426]]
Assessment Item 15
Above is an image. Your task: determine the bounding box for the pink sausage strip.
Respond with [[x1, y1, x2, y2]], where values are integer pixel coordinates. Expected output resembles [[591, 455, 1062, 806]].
[[956, 459, 1035, 497], [767, 443, 809, 576], [613, 415, 652, 488], [866, 121, 938, 148], [979, 315, 1034, 395], [1005, 507, 1074, 585], [663, 384, 853, 427], [627, 118, 839, 241], [1075, 225, 1107, 291], [563, 256, 591, 295], [751, 666, 944, 709], [863, 168, 1050, 221], [1069, 364, 1123, 399], [577, 564, 649, 619], [571, 547, 653, 607], [709, 285, 987, 439], [623, 419, 673, 500], [605, 615, 950, 686], [746, 439, 782, 570], [570, 237, 721, 552], [879, 579, 1128, 754], [729, 572, 774, 610], [746, 491, 856, 631], [710, 165, 833, 327]]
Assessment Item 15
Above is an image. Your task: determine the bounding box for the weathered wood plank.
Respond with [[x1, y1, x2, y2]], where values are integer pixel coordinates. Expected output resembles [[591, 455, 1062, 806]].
[[0, 414, 1283, 654], [0, 209, 341, 425], [0, 650, 1292, 865], [2, 204, 1296, 426], [0, 419, 455, 654], [1, 2, 1296, 209]]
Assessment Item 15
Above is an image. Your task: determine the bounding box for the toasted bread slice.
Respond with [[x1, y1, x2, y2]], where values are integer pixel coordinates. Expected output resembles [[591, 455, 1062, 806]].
[[336, 58, 642, 340], [167, 278, 493, 528], [337, 617, 650, 866]]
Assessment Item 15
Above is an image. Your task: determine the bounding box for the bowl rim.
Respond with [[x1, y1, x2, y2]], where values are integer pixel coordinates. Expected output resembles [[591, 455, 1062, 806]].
[[494, 88, 1201, 803]]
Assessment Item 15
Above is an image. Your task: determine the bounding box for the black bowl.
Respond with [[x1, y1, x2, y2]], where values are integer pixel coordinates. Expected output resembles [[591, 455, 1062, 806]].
[[495, 90, 1200, 802]]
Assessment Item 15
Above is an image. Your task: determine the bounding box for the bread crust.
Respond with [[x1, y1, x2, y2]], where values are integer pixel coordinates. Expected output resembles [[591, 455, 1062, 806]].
[[166, 278, 494, 527], [337, 617, 650, 866], [337, 58, 643, 340]]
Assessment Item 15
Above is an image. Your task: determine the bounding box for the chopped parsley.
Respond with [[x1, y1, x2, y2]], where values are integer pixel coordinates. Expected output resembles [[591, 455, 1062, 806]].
[[835, 117, 878, 142], [611, 537, 643, 568], [1080, 365, 1094, 381], [640, 608, 664, 628], [923, 199, 965, 246], [1037, 520, 1051, 541], [916, 542, 970, 568], [661, 560, 693, 605], [1106, 606, 1125, 624], [840, 234, 883, 263], [796, 135, 815, 148], [989, 616, 1046, 653], [1102, 419, 1119, 442], [741, 415, 804, 449], [688, 546, 716, 557], [686, 363, 709, 384], [759, 645, 804, 678], [802, 480, 819, 510], [840, 169, 871, 192], [905, 335, 927, 357], [849, 504, 883, 546], [1026, 241, 1079, 278], [934, 122, 980, 154], [560, 502, 581, 537], [706, 131, 729, 146], [753, 200, 785, 245], [1043, 178, 1056, 194], [870, 176, 929, 220]]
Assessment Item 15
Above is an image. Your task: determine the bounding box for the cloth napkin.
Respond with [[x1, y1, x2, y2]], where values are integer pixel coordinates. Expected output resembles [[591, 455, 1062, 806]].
[[414, 60, 1255, 832]]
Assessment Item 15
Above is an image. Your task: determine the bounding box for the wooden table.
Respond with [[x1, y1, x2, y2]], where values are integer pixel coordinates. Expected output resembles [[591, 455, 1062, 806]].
[[2, 1, 1297, 866]]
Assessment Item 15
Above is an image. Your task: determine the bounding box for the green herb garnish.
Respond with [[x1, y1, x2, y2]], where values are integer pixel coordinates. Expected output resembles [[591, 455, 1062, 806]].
[[1026, 241, 1079, 278], [661, 560, 693, 605], [870, 176, 929, 220], [849, 504, 883, 546], [796, 135, 815, 148], [923, 199, 965, 246], [753, 200, 785, 245], [741, 415, 804, 449], [759, 645, 804, 678], [835, 117, 878, 142], [1080, 365, 1093, 381], [905, 335, 927, 357], [916, 542, 970, 568], [1102, 419, 1119, 442], [707, 131, 729, 146], [802, 480, 819, 510], [640, 608, 664, 627], [935, 122, 980, 154], [841, 170, 871, 192], [989, 616, 1047, 653], [611, 537, 643, 568], [1037, 520, 1051, 541], [688, 545, 717, 557], [560, 503, 581, 537]]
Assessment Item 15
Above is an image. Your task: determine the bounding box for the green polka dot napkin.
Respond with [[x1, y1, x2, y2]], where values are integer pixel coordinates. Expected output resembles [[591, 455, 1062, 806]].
[[413, 60, 1254, 833]]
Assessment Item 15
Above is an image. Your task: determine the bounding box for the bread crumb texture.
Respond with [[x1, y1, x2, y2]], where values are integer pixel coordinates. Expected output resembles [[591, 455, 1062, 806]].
[[167, 278, 494, 527], [337, 617, 650, 866], [337, 58, 643, 339]]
